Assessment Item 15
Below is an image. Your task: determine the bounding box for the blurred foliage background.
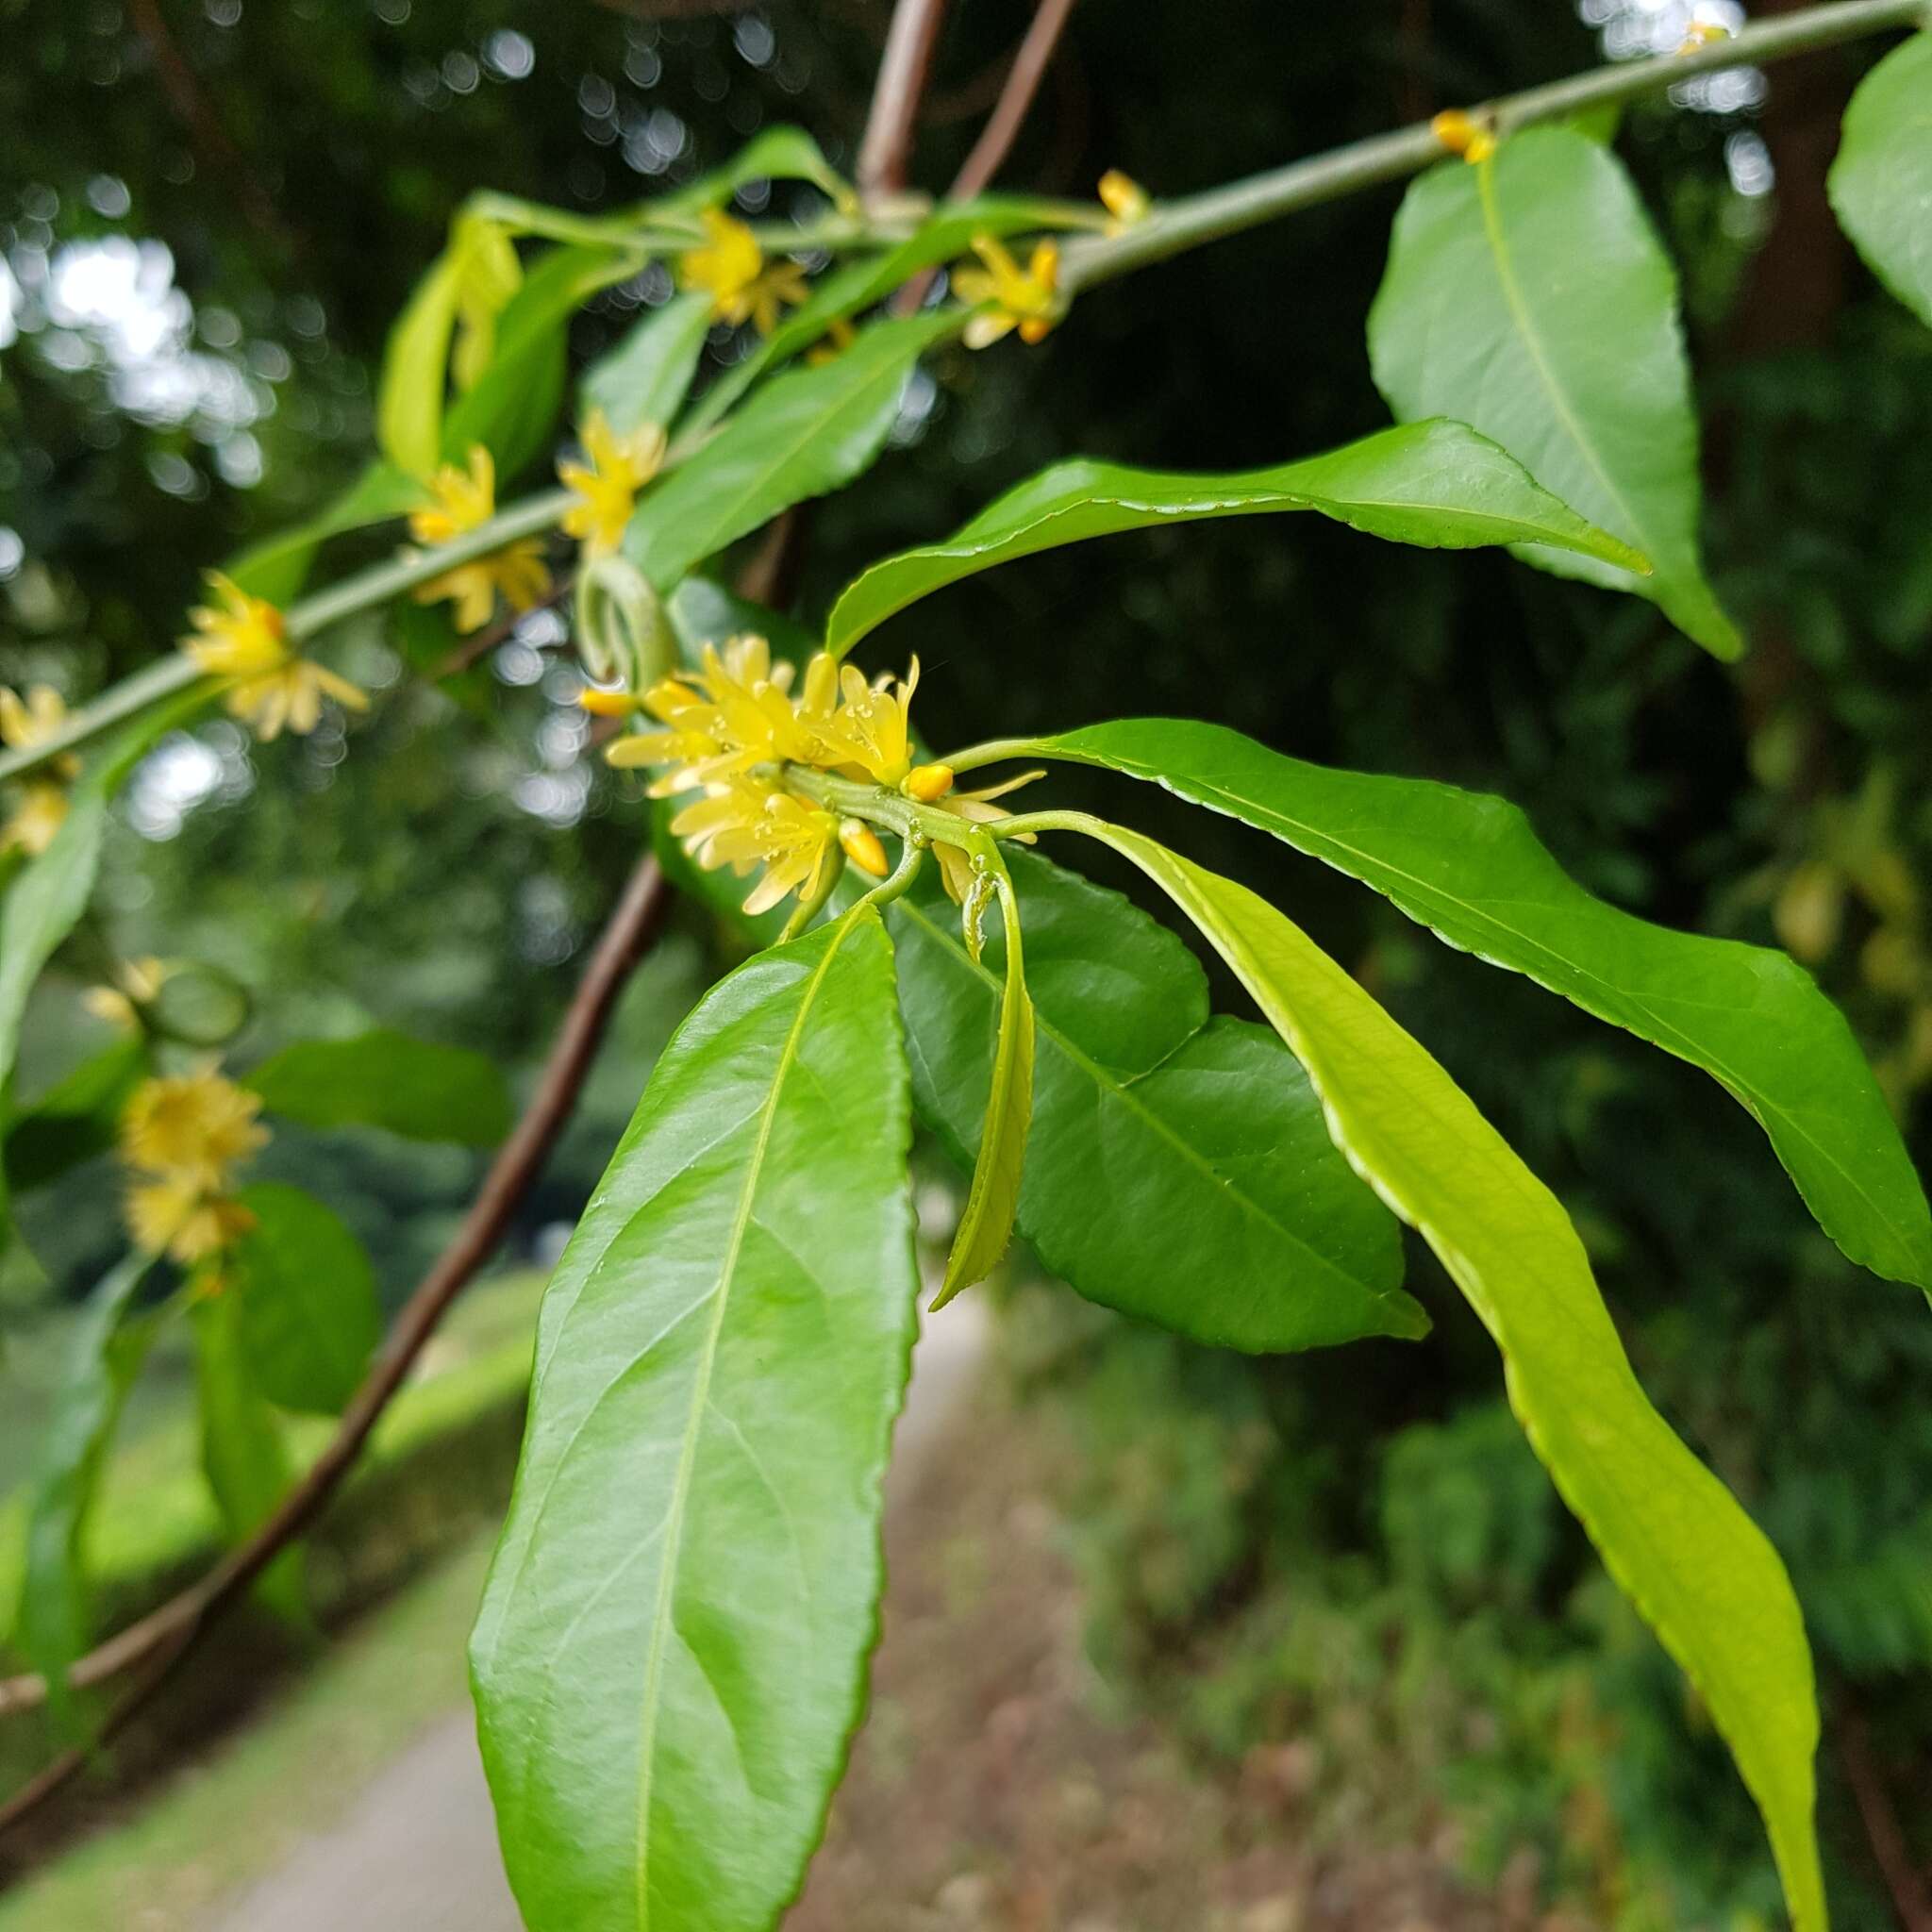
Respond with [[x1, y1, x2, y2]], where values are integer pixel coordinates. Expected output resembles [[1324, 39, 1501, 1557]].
[[2, 0, 1929, 1924]]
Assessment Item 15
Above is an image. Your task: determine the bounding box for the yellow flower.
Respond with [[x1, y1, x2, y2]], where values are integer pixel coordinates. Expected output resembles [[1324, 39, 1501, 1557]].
[[0, 684, 80, 856], [953, 235, 1061, 349], [904, 762, 955, 804], [1430, 108, 1497, 164], [120, 1063, 269, 1192], [1097, 170, 1150, 229], [677, 210, 808, 334], [181, 574, 370, 741], [83, 957, 171, 1032], [125, 1174, 256, 1266], [558, 411, 668, 560], [1677, 19, 1730, 54], [409, 445, 554, 633], [821, 659, 919, 787], [671, 776, 841, 917], [839, 818, 889, 878], [605, 635, 819, 793]]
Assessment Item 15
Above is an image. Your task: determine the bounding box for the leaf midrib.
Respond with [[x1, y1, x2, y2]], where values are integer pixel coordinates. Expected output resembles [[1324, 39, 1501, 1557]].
[[629, 915, 859, 1930], [896, 897, 1400, 1315]]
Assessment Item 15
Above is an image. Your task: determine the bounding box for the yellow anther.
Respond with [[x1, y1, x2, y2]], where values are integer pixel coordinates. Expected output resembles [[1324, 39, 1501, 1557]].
[[1677, 20, 1731, 54], [903, 762, 955, 803], [839, 819, 890, 878], [1431, 108, 1498, 164]]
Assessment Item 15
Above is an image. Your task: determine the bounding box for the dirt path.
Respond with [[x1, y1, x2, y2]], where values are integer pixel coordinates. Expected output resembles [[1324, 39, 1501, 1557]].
[[202, 1296, 992, 1932]]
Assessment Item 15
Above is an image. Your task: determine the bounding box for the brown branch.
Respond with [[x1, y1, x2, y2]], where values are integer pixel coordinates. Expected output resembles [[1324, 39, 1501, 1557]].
[[946, 0, 1080, 203], [857, 0, 952, 196], [1836, 1702, 1932, 1932], [0, 853, 673, 1822]]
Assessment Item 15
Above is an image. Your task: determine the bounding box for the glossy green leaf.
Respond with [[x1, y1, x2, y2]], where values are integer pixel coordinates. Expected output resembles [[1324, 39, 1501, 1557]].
[[18, 1253, 155, 1735], [826, 419, 1649, 656], [225, 461, 428, 608], [242, 1028, 512, 1145], [1369, 128, 1740, 658], [583, 291, 714, 437], [228, 1182, 382, 1416], [5, 1035, 147, 1194], [679, 197, 1079, 441], [192, 1291, 305, 1622], [1008, 718, 1932, 1294], [1090, 823, 1825, 1932], [891, 849, 1419, 1352], [471, 907, 917, 1932], [628, 310, 957, 594], [444, 243, 634, 479], [376, 250, 464, 479], [0, 704, 195, 1105], [1828, 33, 1932, 329], [931, 867, 1033, 1307]]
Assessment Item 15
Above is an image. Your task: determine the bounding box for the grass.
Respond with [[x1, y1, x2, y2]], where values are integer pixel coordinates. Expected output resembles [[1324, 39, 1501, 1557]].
[[0, 1531, 497, 1932]]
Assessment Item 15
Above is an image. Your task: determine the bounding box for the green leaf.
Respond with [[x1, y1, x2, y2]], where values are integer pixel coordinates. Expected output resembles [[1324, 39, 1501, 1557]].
[[444, 243, 635, 479], [472, 907, 917, 1932], [583, 291, 714, 437], [659, 125, 851, 218], [225, 462, 428, 608], [628, 310, 957, 594], [5, 1036, 147, 1193], [1091, 825, 1827, 1931], [891, 849, 1419, 1352], [1008, 718, 1932, 1295], [931, 865, 1033, 1307], [1828, 32, 1932, 330], [1369, 128, 1740, 658], [242, 1028, 512, 1145], [192, 1291, 305, 1623], [825, 420, 1649, 656], [0, 704, 193, 1105], [377, 250, 464, 479], [227, 1182, 381, 1416], [17, 1253, 155, 1736], [668, 576, 818, 666], [679, 197, 1079, 442]]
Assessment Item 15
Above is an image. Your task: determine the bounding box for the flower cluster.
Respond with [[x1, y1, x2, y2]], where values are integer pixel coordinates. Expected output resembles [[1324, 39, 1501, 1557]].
[[180, 575, 370, 741], [598, 636, 1029, 918], [120, 1063, 268, 1265], [0, 685, 79, 857], [409, 445, 553, 633], [678, 210, 809, 336]]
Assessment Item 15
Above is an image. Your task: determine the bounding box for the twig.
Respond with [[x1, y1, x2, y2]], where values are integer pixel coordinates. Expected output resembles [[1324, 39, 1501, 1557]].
[[0, 854, 673, 1806], [857, 0, 952, 195], [947, 0, 1081, 203], [1836, 1702, 1932, 1932]]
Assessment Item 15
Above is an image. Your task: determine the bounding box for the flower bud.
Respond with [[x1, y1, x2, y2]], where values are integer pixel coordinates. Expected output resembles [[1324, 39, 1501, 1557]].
[[839, 819, 890, 877], [904, 762, 956, 803]]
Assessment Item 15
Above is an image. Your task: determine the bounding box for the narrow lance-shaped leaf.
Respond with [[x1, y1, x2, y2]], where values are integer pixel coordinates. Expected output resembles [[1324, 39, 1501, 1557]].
[[376, 250, 464, 479], [4, 1035, 147, 1194], [192, 1290, 305, 1623], [242, 1028, 512, 1146], [582, 290, 714, 438], [1369, 128, 1740, 658], [1828, 32, 1932, 331], [1089, 823, 1826, 1932], [826, 419, 1650, 656], [931, 865, 1033, 1307], [225, 462, 428, 608], [471, 906, 918, 1932], [228, 1182, 382, 1416], [1000, 719, 1932, 1296], [628, 310, 957, 595], [658, 125, 851, 219], [18, 1253, 156, 1737], [891, 849, 1420, 1352]]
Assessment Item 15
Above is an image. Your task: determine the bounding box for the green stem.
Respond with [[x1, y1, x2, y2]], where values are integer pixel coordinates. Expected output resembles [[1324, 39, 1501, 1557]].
[[14, 0, 1920, 789], [1060, 0, 1929, 291]]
